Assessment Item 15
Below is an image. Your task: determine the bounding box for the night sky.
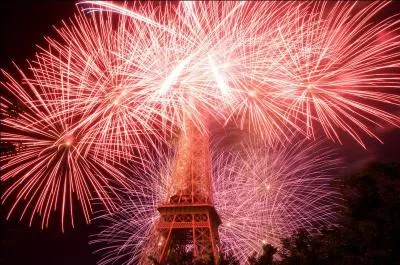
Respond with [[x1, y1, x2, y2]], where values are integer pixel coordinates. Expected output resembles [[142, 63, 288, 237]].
[[1, 2, 399, 265]]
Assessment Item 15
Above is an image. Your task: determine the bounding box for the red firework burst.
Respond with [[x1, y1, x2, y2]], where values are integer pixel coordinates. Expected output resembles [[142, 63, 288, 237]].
[[0, 1, 399, 231], [1, 64, 133, 231]]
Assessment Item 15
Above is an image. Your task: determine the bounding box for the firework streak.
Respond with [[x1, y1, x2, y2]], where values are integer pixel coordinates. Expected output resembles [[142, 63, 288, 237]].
[[1, 0, 399, 237], [90, 138, 341, 265]]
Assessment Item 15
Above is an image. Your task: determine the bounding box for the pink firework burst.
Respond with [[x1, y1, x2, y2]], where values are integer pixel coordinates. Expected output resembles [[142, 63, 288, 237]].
[[1, 64, 133, 232], [79, 1, 308, 143], [89, 137, 341, 265], [213, 137, 341, 263], [90, 147, 175, 265], [268, 1, 400, 147], [1, 0, 399, 231], [28, 9, 163, 162], [80, 1, 400, 145]]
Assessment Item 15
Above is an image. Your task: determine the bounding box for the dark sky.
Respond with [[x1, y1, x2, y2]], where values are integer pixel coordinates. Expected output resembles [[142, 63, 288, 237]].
[[1, 3, 98, 265], [1, 2, 399, 265]]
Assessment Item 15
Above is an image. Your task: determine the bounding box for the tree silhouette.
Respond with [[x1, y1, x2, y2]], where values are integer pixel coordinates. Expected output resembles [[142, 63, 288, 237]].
[[248, 244, 277, 265], [278, 162, 400, 265]]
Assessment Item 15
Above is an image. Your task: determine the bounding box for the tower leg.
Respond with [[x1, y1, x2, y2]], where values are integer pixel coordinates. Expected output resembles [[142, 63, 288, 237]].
[[140, 205, 221, 265]]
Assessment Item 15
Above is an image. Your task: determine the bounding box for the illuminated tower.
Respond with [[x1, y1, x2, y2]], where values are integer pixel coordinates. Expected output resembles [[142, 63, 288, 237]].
[[140, 116, 221, 265]]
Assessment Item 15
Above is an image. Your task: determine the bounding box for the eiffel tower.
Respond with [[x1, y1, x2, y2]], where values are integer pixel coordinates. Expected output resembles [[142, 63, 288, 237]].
[[140, 116, 221, 265]]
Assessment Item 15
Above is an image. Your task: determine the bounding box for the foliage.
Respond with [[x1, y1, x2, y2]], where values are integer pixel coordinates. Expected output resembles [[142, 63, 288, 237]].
[[277, 162, 400, 265], [248, 244, 277, 265], [152, 163, 400, 265]]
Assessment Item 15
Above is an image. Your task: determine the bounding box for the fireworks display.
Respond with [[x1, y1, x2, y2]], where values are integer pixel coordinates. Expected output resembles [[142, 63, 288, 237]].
[[213, 138, 341, 263], [28, 9, 161, 161], [90, 137, 341, 265], [80, 1, 400, 145], [90, 147, 174, 265], [0, 64, 134, 232], [1, 0, 400, 263]]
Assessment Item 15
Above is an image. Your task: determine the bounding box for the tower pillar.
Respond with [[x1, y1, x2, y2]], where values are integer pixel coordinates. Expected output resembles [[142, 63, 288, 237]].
[[140, 116, 221, 264]]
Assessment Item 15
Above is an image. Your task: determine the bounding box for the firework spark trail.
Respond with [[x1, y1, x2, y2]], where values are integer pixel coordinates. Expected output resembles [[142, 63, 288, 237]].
[[1, 0, 400, 230], [82, 1, 400, 145], [78, 1, 178, 35], [11, 0, 399, 152], [90, 148, 175, 265], [28, 10, 166, 162], [90, 137, 341, 265], [268, 1, 400, 147], [0, 65, 134, 232], [81, 1, 309, 142], [213, 137, 341, 263], [0, 4, 182, 230]]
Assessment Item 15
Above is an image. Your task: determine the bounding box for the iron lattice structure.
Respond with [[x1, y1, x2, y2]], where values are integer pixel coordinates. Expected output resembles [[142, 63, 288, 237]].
[[140, 117, 221, 265]]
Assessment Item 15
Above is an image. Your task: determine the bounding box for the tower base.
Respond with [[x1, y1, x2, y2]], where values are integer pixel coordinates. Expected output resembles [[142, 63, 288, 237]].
[[140, 203, 221, 265]]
